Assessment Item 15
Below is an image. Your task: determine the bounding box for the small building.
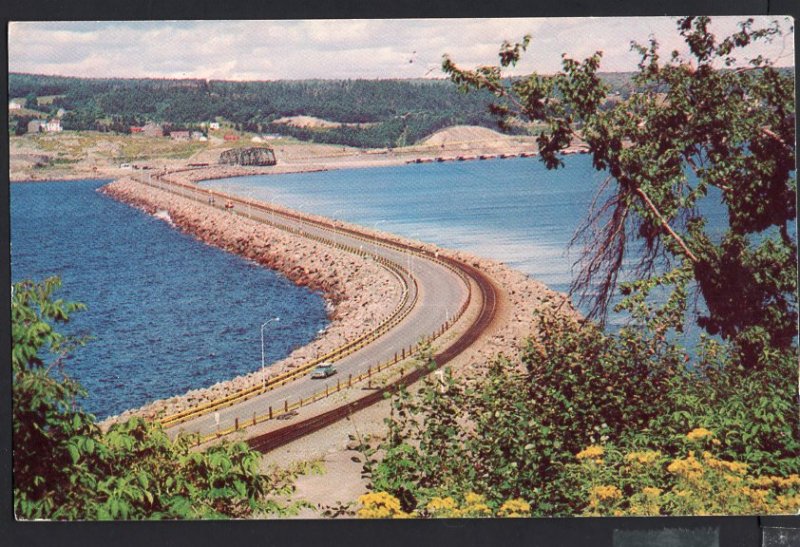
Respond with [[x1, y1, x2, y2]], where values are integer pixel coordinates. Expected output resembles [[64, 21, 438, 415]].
[[170, 130, 191, 141], [223, 133, 239, 141], [141, 123, 164, 137], [208, 122, 221, 131], [43, 119, 63, 132], [130, 126, 145, 133], [191, 131, 207, 141], [9, 100, 22, 110], [27, 120, 42, 133]]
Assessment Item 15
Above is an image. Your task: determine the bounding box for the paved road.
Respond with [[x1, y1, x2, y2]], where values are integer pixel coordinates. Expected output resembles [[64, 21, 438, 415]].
[[135, 172, 469, 438]]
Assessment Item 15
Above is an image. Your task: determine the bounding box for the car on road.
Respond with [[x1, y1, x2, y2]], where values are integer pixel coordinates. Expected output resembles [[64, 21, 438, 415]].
[[310, 363, 337, 379]]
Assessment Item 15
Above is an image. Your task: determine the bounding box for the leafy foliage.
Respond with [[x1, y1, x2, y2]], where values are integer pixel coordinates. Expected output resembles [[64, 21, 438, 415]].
[[13, 278, 303, 519], [568, 435, 800, 516], [357, 302, 800, 516], [443, 17, 797, 366]]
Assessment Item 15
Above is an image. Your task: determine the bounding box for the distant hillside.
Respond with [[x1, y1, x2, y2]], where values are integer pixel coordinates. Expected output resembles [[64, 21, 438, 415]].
[[15, 70, 789, 147], [9, 73, 508, 147]]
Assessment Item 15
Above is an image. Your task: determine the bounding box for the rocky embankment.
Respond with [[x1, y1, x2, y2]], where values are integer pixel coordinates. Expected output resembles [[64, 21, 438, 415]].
[[166, 168, 577, 376], [100, 178, 403, 425]]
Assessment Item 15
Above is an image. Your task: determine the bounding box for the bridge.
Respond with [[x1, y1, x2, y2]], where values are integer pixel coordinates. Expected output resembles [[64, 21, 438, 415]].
[[129, 169, 498, 452]]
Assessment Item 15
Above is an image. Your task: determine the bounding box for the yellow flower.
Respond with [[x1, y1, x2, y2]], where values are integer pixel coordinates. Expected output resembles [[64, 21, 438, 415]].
[[498, 498, 531, 517], [464, 492, 486, 505], [774, 474, 800, 489], [667, 454, 703, 478], [427, 496, 457, 514], [776, 494, 800, 512], [466, 503, 493, 516], [357, 491, 406, 519], [625, 451, 662, 466], [590, 485, 622, 502], [686, 428, 713, 441], [576, 445, 605, 461], [642, 487, 662, 497]]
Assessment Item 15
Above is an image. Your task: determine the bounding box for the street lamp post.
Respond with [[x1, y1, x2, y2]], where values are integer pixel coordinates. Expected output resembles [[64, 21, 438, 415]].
[[260, 317, 280, 389]]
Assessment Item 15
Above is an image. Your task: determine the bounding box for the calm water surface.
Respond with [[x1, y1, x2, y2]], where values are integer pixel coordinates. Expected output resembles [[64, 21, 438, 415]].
[[206, 155, 727, 313], [11, 179, 329, 419]]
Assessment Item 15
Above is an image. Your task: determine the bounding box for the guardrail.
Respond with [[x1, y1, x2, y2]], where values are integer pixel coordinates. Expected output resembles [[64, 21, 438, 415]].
[[194, 265, 474, 444], [133, 172, 470, 430], [244, 256, 497, 453]]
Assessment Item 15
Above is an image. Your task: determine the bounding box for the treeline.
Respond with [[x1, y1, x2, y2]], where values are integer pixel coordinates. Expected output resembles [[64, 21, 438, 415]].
[[8, 72, 653, 147], [10, 73, 508, 146]]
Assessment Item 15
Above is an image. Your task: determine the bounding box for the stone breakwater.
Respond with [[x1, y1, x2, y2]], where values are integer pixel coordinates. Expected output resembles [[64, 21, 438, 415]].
[[169, 168, 577, 377], [99, 178, 403, 424]]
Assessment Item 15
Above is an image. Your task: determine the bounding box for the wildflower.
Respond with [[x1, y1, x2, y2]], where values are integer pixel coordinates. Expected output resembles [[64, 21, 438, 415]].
[[590, 485, 622, 502], [686, 428, 713, 441], [576, 445, 605, 461], [357, 491, 407, 519], [625, 451, 662, 466], [498, 498, 531, 517], [642, 487, 662, 497], [426, 496, 457, 514], [668, 451, 705, 477], [774, 474, 800, 489], [464, 492, 486, 505]]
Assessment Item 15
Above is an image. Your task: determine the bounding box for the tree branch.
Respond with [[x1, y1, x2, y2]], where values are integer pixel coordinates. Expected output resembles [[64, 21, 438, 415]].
[[634, 187, 699, 263]]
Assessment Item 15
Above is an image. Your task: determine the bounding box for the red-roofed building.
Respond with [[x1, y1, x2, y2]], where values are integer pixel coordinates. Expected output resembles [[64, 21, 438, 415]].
[[224, 134, 239, 141]]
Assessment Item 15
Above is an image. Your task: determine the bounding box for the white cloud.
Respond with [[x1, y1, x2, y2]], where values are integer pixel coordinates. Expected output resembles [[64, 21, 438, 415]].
[[8, 17, 793, 81]]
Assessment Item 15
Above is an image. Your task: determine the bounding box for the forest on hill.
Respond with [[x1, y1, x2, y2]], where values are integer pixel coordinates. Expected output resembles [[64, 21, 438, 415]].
[[9, 72, 641, 147]]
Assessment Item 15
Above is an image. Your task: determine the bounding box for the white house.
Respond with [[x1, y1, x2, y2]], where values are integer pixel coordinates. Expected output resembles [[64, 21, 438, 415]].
[[43, 119, 63, 132], [208, 122, 221, 131], [9, 100, 22, 110]]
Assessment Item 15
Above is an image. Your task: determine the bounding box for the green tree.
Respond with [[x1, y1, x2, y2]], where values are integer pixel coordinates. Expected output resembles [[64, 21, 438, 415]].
[[443, 16, 796, 365], [356, 16, 799, 518], [13, 278, 303, 519]]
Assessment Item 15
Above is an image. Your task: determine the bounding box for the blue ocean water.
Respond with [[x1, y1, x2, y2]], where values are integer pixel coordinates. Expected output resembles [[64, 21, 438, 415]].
[[205, 155, 731, 322], [10, 179, 329, 419], [207, 156, 607, 294]]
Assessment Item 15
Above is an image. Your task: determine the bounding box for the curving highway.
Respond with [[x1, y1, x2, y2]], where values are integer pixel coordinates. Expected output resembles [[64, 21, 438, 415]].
[[132, 171, 482, 441]]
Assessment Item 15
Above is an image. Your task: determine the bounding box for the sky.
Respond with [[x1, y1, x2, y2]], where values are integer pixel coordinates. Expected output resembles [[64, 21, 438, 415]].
[[8, 17, 795, 81]]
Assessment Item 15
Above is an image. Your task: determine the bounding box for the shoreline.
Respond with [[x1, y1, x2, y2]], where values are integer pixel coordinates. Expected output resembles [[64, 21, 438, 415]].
[[100, 177, 404, 426], [98, 168, 573, 427], [13, 135, 577, 430]]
